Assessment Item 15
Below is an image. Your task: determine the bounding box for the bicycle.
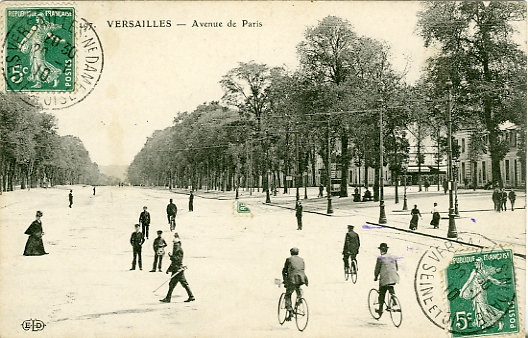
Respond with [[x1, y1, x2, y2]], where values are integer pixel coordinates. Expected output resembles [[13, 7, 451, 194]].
[[278, 287, 309, 331], [344, 257, 358, 283], [368, 287, 402, 327], [169, 215, 176, 232]]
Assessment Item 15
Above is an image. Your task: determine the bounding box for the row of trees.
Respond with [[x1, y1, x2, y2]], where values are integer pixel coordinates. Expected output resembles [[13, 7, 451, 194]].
[[128, 3, 526, 197], [0, 92, 104, 193]]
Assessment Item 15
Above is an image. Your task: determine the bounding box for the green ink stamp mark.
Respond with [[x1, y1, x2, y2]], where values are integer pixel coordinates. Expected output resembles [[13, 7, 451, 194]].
[[236, 201, 250, 213], [446, 249, 519, 337], [5, 7, 75, 92]]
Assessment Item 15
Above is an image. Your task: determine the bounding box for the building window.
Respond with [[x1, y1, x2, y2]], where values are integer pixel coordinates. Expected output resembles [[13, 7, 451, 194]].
[[505, 160, 510, 181], [462, 138, 465, 153]]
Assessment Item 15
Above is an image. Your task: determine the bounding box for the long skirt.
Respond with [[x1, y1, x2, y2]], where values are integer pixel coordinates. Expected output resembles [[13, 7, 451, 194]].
[[23, 235, 47, 256], [409, 214, 419, 230], [430, 212, 440, 228]]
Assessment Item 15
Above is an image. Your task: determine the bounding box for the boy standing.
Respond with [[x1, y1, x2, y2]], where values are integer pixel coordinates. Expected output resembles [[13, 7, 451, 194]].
[[139, 206, 151, 239], [150, 230, 167, 272], [130, 224, 145, 270]]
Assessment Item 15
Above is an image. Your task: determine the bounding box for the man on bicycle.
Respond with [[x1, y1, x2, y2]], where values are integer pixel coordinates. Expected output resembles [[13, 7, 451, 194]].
[[282, 247, 308, 320], [166, 198, 177, 230], [374, 242, 399, 316], [343, 224, 360, 272]]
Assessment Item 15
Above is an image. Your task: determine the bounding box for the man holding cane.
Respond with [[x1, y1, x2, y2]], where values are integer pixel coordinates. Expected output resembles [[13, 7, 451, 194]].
[[159, 237, 195, 303]]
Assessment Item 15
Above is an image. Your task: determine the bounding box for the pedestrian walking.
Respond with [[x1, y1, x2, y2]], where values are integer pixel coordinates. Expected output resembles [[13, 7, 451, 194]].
[[501, 189, 508, 211], [492, 188, 501, 212], [508, 189, 516, 211], [93, 187, 96, 195], [424, 179, 430, 192], [295, 200, 303, 230], [189, 191, 194, 212], [23, 211, 48, 256], [443, 180, 448, 194], [282, 247, 308, 320], [430, 202, 440, 229], [374, 243, 399, 316], [409, 204, 422, 231], [171, 232, 181, 253], [68, 190, 73, 208], [166, 198, 177, 231], [139, 206, 151, 239], [150, 230, 167, 272], [159, 238, 195, 303], [318, 184, 324, 198], [342, 224, 360, 272], [130, 224, 145, 270]]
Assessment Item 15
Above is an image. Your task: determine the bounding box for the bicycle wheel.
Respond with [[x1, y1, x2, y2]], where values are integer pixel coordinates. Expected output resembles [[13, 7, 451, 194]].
[[368, 288, 381, 319], [388, 294, 402, 327], [351, 260, 358, 284], [277, 293, 288, 325], [294, 298, 309, 331]]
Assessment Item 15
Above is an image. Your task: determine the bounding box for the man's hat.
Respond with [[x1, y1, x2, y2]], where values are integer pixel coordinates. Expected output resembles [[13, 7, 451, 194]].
[[378, 243, 389, 250], [290, 247, 299, 255], [157, 230, 162, 234], [143, 206, 148, 209], [347, 224, 354, 229], [36, 210, 43, 217], [134, 223, 140, 228]]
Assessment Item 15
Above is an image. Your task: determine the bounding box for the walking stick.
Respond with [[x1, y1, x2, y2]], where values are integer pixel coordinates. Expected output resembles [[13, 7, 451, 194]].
[[152, 266, 187, 293]]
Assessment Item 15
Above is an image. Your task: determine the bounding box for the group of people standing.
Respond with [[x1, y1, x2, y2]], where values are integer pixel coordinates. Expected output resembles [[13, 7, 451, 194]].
[[130, 196, 195, 303], [492, 188, 516, 212]]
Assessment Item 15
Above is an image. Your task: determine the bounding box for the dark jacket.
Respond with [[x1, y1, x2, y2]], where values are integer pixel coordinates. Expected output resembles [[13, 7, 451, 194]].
[[295, 203, 303, 218], [25, 220, 43, 236], [343, 230, 360, 255], [508, 191, 516, 201], [166, 203, 177, 216], [68, 193, 73, 202], [167, 247, 184, 273], [153, 237, 167, 251], [139, 211, 151, 225], [282, 255, 308, 286], [130, 231, 144, 247]]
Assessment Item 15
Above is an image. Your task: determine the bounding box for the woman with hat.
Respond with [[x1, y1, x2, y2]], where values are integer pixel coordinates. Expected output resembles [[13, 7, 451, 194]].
[[23, 211, 48, 256], [374, 243, 399, 316]]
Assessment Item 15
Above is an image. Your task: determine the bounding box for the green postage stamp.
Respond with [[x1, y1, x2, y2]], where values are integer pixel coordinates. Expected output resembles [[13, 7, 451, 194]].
[[446, 249, 519, 337], [5, 8, 75, 92]]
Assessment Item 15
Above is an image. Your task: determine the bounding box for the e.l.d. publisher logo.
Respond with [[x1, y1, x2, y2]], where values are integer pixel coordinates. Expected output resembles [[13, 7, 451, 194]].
[[21, 319, 46, 331]]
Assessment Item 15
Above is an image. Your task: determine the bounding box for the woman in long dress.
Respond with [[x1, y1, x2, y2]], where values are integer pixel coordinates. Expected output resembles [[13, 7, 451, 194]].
[[18, 13, 63, 88], [430, 202, 440, 229], [409, 204, 422, 230], [23, 210, 48, 256], [459, 257, 506, 328]]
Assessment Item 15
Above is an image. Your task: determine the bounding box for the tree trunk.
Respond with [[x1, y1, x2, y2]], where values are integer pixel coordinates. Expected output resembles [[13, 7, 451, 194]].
[[340, 133, 349, 197]]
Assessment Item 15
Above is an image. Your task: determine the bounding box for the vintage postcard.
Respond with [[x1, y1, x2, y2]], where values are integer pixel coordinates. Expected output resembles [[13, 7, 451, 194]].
[[0, 1, 525, 338]]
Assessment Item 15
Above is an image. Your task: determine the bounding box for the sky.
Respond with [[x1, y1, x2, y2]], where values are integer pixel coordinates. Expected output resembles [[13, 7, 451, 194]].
[[45, 1, 525, 167]]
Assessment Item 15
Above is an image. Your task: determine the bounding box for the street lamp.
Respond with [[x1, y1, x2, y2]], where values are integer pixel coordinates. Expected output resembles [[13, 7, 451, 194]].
[[402, 160, 408, 211], [326, 117, 333, 214], [378, 98, 387, 224], [454, 159, 459, 216], [446, 80, 458, 238]]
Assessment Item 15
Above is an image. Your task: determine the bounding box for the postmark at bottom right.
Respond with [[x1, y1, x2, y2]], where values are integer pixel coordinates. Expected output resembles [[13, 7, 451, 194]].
[[445, 249, 519, 337]]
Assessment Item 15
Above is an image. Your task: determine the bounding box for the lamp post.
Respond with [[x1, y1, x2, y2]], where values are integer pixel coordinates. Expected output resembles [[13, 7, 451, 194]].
[[378, 98, 387, 224], [402, 160, 408, 211], [326, 117, 333, 214], [446, 80, 458, 238], [304, 172, 308, 199], [454, 159, 459, 216]]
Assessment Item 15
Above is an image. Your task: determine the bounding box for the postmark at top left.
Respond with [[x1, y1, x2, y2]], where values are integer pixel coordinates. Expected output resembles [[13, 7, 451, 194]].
[[5, 8, 75, 92], [2, 5, 103, 110]]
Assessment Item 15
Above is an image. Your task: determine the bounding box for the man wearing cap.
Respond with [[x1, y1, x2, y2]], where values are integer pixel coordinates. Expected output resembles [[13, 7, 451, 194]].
[[150, 230, 167, 272], [282, 248, 308, 319], [139, 206, 151, 239], [166, 198, 177, 231], [343, 225, 360, 272], [130, 224, 145, 270], [295, 200, 303, 230], [160, 237, 195, 303], [374, 243, 399, 316]]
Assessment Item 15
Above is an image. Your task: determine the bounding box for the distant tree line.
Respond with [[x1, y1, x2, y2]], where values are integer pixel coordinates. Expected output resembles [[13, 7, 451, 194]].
[[128, 5, 526, 194], [0, 92, 103, 193]]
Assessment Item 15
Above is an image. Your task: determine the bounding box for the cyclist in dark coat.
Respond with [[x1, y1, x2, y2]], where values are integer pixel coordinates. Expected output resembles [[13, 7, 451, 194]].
[[343, 224, 360, 271], [282, 247, 308, 318]]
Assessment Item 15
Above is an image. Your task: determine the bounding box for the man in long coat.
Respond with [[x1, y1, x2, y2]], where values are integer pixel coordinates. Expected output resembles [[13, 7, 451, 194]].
[[374, 243, 399, 316], [282, 247, 308, 317], [342, 224, 360, 272]]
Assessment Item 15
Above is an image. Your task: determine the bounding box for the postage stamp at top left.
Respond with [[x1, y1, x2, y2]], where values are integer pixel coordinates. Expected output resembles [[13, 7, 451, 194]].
[[5, 7, 75, 92]]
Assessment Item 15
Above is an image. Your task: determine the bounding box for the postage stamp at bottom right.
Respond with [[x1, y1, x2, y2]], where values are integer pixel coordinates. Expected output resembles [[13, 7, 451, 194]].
[[446, 249, 519, 337]]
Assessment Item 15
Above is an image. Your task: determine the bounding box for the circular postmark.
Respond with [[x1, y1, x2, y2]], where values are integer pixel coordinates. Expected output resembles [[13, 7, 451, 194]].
[[414, 233, 519, 336], [2, 7, 103, 110]]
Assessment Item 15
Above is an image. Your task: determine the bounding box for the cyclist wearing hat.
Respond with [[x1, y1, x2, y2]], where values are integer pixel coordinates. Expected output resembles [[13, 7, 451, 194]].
[[374, 243, 399, 315], [282, 247, 308, 319], [343, 224, 360, 272]]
